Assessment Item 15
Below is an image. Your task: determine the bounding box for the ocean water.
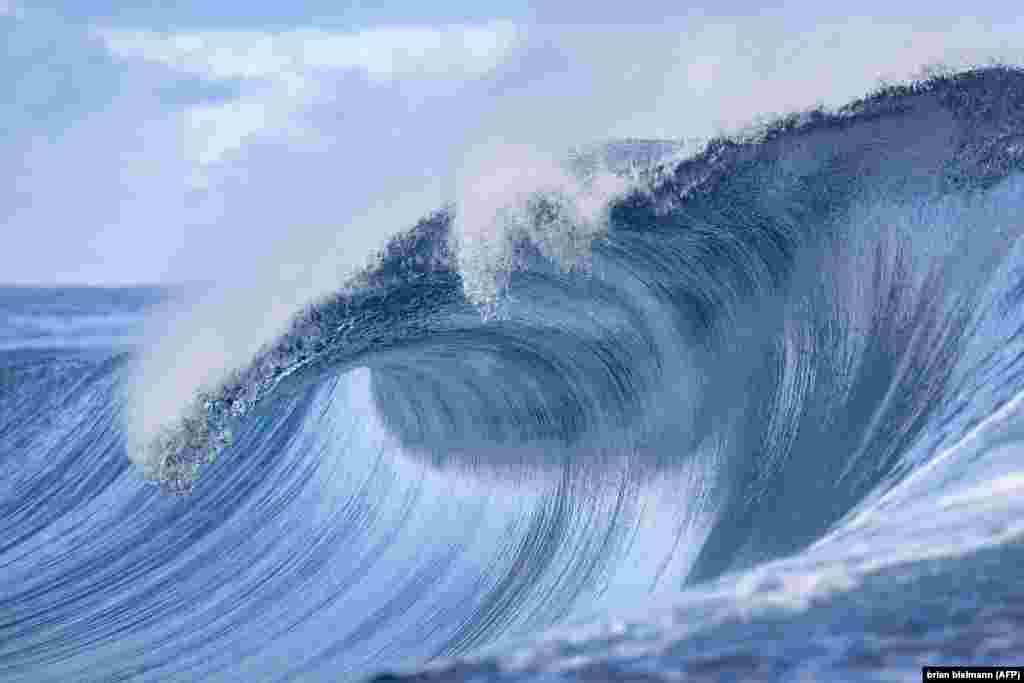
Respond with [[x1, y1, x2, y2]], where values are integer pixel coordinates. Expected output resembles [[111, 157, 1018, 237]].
[[3, 67, 1024, 682]]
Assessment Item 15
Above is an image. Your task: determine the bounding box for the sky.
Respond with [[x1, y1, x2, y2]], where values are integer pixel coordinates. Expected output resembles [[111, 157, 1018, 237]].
[[3, 0, 1024, 285]]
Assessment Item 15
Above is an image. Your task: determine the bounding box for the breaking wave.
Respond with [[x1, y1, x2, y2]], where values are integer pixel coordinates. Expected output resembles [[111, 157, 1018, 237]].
[[4, 66, 1024, 682]]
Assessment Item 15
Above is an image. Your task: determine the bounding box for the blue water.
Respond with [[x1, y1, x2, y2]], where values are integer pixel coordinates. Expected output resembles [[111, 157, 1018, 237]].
[[3, 67, 1024, 682]]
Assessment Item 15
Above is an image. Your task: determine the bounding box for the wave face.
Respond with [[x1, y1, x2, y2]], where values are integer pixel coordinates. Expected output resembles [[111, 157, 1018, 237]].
[[4, 67, 1024, 682]]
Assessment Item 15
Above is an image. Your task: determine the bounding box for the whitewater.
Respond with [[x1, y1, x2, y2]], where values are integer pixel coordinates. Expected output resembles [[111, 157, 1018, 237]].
[[2, 66, 1024, 682]]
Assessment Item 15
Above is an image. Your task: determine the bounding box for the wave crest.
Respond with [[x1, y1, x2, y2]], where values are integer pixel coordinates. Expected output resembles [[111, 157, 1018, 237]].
[[128, 66, 1024, 514]]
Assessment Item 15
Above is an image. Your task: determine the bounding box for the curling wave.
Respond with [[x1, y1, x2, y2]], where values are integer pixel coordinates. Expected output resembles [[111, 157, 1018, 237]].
[[4, 66, 1024, 682]]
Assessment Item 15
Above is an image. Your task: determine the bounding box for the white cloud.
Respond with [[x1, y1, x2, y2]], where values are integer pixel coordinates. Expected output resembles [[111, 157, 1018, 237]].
[[98, 22, 521, 83], [178, 84, 315, 186], [96, 22, 522, 180], [685, 55, 721, 97]]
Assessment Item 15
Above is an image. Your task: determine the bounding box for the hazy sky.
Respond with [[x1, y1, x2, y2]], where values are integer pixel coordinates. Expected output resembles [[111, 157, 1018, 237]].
[[3, 1, 1023, 284]]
